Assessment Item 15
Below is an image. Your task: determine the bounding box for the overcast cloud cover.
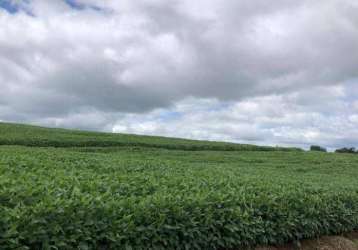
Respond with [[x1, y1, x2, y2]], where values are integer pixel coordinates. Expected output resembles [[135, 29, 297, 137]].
[[0, 0, 358, 149]]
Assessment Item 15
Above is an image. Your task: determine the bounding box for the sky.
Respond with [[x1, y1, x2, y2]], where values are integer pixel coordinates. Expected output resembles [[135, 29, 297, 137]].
[[0, 0, 357, 150]]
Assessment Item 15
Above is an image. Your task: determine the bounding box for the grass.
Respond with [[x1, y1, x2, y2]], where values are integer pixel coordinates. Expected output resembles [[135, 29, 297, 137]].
[[0, 122, 357, 249]]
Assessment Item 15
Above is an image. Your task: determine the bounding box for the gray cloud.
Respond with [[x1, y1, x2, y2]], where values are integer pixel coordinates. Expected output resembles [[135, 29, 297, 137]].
[[0, 0, 357, 148]]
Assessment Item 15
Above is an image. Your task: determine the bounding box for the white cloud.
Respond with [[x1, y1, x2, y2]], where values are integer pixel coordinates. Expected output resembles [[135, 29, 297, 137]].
[[111, 88, 358, 149], [0, 0, 357, 148]]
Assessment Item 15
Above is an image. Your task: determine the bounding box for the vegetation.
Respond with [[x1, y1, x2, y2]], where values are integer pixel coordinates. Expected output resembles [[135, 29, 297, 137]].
[[336, 147, 357, 154], [0, 122, 302, 152], [310, 145, 327, 152], [0, 123, 358, 249]]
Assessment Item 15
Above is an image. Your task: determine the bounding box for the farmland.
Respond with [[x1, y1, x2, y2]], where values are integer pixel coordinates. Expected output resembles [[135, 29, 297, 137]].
[[0, 123, 302, 152], [0, 122, 358, 249]]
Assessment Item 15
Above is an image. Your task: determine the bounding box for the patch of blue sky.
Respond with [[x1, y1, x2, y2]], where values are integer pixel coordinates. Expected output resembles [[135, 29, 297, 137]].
[[0, 0, 33, 16], [0, 0, 20, 14], [64, 0, 104, 12], [158, 111, 182, 121]]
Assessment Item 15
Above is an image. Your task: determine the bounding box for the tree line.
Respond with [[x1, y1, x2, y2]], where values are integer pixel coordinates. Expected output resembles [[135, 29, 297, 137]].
[[310, 145, 357, 154]]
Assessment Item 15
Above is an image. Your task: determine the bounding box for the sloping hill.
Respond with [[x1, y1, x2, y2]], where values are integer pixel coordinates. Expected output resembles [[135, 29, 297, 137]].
[[0, 122, 301, 151]]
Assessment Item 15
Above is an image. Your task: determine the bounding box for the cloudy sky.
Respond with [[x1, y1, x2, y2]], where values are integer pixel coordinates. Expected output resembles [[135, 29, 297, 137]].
[[1, 0, 358, 149]]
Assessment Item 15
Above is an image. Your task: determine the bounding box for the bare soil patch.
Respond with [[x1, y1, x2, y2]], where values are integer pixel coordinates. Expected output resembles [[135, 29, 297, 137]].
[[255, 233, 358, 250]]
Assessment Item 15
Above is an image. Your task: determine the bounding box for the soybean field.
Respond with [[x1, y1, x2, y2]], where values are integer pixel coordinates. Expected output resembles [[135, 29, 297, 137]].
[[0, 122, 357, 249]]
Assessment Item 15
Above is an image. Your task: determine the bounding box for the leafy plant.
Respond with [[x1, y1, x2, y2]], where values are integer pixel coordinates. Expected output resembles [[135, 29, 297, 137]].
[[0, 123, 357, 249]]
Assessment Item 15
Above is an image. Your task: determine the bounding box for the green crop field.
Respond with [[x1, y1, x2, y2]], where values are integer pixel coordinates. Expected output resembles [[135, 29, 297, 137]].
[[0, 123, 301, 152], [0, 122, 357, 249]]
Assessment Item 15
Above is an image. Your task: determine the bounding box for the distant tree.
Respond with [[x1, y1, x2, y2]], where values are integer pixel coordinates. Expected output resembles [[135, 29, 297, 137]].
[[310, 145, 327, 152], [335, 147, 356, 154]]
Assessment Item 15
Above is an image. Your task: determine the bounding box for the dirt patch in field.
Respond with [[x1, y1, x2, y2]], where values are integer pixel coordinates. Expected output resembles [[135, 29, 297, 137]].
[[346, 232, 358, 243], [255, 233, 358, 250]]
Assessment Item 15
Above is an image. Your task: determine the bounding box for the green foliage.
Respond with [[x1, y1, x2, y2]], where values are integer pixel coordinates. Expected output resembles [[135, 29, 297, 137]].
[[310, 145, 327, 152], [336, 147, 357, 154], [0, 122, 302, 152], [1, 146, 358, 249], [0, 123, 357, 249]]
